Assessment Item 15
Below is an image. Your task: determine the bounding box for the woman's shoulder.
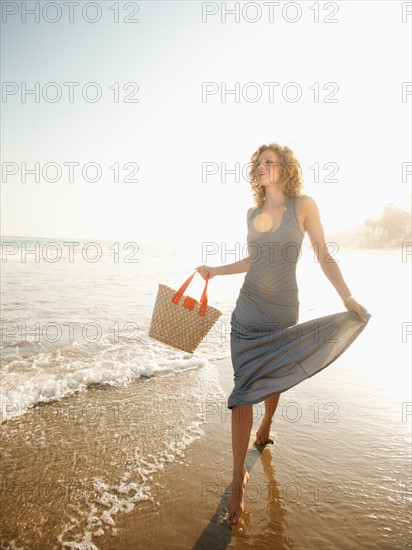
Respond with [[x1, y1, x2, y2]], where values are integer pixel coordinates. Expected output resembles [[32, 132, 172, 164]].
[[247, 205, 259, 214], [293, 196, 319, 226], [246, 205, 259, 225], [294, 194, 318, 212]]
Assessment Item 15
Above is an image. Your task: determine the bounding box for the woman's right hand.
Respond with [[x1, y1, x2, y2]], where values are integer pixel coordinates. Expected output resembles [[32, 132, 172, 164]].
[[195, 265, 217, 280]]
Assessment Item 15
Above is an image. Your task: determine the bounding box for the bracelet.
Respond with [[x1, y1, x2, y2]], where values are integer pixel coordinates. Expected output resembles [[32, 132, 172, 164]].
[[343, 295, 356, 306]]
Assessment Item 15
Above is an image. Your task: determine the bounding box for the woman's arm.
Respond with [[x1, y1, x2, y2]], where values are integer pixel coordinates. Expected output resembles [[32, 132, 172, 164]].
[[196, 254, 250, 279], [195, 207, 254, 279], [301, 196, 369, 323]]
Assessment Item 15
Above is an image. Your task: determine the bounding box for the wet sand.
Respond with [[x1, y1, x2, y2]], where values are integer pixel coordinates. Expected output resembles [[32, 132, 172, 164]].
[[1, 354, 411, 549], [105, 358, 412, 550]]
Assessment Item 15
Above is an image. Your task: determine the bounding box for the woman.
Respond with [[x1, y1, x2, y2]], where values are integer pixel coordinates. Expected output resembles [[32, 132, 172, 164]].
[[195, 143, 370, 526]]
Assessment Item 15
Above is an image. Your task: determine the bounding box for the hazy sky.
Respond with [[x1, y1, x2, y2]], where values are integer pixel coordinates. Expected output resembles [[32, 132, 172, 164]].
[[1, 0, 411, 245]]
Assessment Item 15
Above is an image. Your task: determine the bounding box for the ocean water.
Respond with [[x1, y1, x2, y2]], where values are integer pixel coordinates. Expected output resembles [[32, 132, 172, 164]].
[[1, 236, 233, 547], [1, 234, 363, 421], [1, 236, 411, 548], [0, 236, 234, 423]]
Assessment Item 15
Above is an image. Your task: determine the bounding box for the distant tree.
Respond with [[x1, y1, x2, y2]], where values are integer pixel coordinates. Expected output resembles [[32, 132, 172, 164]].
[[364, 219, 372, 245], [382, 204, 409, 239], [364, 203, 411, 247]]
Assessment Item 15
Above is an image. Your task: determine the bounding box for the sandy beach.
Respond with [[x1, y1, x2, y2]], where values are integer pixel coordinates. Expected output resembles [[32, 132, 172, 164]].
[[1, 351, 411, 549], [1, 244, 410, 549]]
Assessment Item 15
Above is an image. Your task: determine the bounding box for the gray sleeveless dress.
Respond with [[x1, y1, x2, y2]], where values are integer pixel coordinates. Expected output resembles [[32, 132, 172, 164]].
[[227, 195, 371, 409]]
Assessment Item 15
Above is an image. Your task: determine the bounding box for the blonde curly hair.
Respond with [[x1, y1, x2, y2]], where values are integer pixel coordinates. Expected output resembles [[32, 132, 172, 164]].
[[248, 143, 304, 207]]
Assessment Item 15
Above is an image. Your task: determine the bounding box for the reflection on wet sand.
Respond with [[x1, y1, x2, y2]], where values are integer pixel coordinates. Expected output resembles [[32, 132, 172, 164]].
[[193, 441, 293, 550]]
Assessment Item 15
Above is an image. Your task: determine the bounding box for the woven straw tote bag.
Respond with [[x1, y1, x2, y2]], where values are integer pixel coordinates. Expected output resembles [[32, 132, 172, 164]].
[[149, 271, 222, 353]]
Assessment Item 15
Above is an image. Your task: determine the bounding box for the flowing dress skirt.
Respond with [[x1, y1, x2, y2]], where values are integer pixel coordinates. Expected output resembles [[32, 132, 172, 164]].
[[227, 280, 371, 409]]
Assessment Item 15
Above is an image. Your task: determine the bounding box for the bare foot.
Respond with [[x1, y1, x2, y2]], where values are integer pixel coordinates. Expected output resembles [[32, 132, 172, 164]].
[[227, 468, 250, 525], [255, 418, 272, 445]]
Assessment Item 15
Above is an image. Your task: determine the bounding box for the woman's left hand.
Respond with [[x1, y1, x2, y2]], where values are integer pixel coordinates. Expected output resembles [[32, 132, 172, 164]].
[[345, 299, 369, 323]]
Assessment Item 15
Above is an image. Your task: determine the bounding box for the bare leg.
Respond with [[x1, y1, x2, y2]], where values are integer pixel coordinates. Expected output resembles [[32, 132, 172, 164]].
[[227, 404, 253, 525], [255, 393, 281, 444]]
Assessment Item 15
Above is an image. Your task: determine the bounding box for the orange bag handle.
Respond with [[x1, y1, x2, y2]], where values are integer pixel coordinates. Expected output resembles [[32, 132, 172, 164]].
[[171, 271, 209, 316]]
